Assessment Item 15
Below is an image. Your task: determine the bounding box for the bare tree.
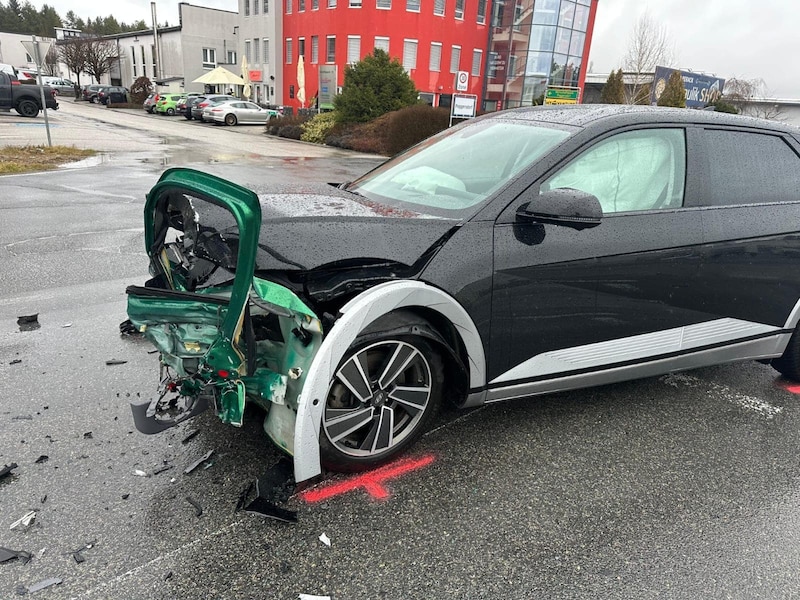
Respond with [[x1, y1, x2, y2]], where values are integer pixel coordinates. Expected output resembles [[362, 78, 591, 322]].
[[83, 37, 119, 84], [724, 77, 784, 120], [58, 38, 88, 86], [44, 46, 59, 76], [623, 12, 676, 104]]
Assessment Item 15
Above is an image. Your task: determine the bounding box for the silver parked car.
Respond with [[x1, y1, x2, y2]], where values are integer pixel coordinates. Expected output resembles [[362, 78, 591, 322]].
[[205, 100, 282, 125], [41, 77, 76, 96]]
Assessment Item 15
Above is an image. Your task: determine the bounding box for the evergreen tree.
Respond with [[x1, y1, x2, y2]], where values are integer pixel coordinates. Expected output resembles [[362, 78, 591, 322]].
[[657, 70, 686, 107], [600, 69, 625, 104], [333, 48, 419, 123]]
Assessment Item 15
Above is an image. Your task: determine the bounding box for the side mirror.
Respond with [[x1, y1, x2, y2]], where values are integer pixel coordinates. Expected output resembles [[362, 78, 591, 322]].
[[516, 187, 602, 230]]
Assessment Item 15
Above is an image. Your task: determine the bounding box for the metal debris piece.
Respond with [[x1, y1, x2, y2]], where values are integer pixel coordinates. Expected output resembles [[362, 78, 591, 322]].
[[238, 458, 298, 523], [10, 511, 36, 531], [34, 456, 48, 464], [133, 469, 148, 477], [9, 359, 22, 365], [152, 463, 174, 475], [1, 463, 18, 479], [185, 496, 203, 516], [121, 494, 130, 500], [62, 323, 72, 328], [164, 571, 173, 581], [26, 577, 62, 593], [243, 497, 298, 523], [181, 429, 200, 445], [72, 552, 85, 564], [183, 450, 214, 474], [0, 546, 33, 564], [70, 540, 96, 564], [83, 432, 93, 439], [17, 314, 40, 332], [298, 594, 331, 600], [11, 415, 33, 421], [105, 359, 127, 366], [318, 533, 331, 547]]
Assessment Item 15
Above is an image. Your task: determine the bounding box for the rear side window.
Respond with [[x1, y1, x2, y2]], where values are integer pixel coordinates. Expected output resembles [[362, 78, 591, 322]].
[[701, 129, 800, 206]]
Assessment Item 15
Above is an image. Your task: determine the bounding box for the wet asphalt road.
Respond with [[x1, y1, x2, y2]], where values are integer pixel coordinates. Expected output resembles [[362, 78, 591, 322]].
[[2, 105, 800, 599]]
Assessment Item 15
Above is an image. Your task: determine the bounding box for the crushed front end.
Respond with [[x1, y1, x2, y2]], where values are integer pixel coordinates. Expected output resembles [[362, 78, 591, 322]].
[[126, 168, 321, 457]]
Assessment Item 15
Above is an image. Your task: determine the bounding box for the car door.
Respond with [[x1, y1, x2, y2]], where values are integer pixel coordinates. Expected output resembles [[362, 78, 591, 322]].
[[241, 102, 263, 124], [489, 126, 706, 397], [691, 127, 800, 331]]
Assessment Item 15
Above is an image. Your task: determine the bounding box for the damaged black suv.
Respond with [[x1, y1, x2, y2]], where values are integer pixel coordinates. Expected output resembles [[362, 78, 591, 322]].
[[127, 105, 800, 484]]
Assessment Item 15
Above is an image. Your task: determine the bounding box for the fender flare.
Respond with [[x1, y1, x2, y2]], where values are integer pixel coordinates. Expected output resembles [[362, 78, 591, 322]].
[[293, 280, 486, 482]]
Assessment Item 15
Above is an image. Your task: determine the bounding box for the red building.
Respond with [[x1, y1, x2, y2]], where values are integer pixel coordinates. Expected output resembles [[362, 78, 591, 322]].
[[281, 0, 491, 110], [281, 0, 599, 112]]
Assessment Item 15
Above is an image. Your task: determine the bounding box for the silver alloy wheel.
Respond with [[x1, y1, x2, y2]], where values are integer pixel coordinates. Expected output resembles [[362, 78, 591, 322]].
[[322, 340, 433, 458]]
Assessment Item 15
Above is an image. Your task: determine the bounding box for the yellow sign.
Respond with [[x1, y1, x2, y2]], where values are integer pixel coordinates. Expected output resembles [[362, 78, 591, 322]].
[[544, 86, 580, 105]]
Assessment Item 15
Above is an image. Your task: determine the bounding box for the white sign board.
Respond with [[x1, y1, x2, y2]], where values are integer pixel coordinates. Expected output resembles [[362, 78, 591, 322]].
[[452, 94, 476, 118], [21, 38, 53, 66], [455, 70, 469, 92]]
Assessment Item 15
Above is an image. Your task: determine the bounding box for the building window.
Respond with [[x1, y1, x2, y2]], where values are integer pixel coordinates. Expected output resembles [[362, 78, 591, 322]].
[[254, 38, 260, 63], [141, 45, 147, 77], [151, 44, 157, 75], [254, 0, 260, 14], [202, 47, 216, 69], [450, 45, 460, 73], [350, 0, 361, 7], [130, 47, 137, 76], [347, 35, 361, 63], [326, 36, 336, 62], [433, 0, 444, 15], [228, 50, 237, 64], [406, 0, 419, 11], [377, 0, 390, 7], [328, 0, 336, 7], [263, 38, 270, 64], [299, 37, 306, 58], [429, 42, 441, 72], [477, 0, 486, 23], [312, 0, 319, 8], [455, 0, 464, 19], [471, 49, 482, 76], [285, 38, 293, 64], [285, 0, 292, 13], [245, 40, 251, 62], [374, 36, 389, 53], [299, 0, 305, 10], [311, 36, 319, 63], [514, 2, 523, 31], [245, 0, 250, 15], [264, 0, 269, 12], [402, 39, 417, 71]]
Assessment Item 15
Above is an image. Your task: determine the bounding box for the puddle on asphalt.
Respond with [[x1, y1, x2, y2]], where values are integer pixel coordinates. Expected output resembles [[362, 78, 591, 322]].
[[60, 153, 110, 169]]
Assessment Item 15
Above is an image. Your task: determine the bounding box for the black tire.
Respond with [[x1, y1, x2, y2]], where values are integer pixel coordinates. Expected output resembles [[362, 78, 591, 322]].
[[772, 328, 800, 380], [319, 334, 443, 473], [225, 113, 237, 126], [15, 99, 38, 118], [184, 112, 193, 120], [166, 107, 175, 116], [90, 96, 99, 104]]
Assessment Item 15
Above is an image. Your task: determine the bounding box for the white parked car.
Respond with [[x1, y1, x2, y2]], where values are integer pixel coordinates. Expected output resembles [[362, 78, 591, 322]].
[[204, 100, 282, 126]]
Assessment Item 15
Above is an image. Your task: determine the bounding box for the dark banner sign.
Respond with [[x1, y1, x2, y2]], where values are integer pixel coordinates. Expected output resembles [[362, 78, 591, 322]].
[[652, 66, 725, 108]]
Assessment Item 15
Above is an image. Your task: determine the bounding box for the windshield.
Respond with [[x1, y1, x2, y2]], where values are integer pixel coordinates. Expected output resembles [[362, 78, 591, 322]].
[[347, 118, 571, 214]]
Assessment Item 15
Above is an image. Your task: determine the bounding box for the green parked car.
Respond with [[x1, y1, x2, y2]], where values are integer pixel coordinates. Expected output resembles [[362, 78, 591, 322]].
[[154, 94, 186, 116]]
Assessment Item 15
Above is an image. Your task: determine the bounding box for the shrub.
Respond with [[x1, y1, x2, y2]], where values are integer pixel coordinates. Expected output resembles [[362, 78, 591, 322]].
[[300, 112, 338, 144], [130, 76, 152, 105], [277, 124, 304, 139], [266, 113, 309, 136], [384, 104, 450, 156]]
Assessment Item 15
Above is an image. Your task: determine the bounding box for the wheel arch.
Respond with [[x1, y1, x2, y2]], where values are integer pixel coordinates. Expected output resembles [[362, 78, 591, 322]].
[[293, 280, 486, 482]]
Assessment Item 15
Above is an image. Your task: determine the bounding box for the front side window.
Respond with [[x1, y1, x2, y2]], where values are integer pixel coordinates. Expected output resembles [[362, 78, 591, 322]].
[[542, 129, 687, 214], [701, 130, 800, 206]]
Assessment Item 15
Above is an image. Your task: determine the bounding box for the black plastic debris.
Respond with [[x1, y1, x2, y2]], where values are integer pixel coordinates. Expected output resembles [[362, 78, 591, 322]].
[[238, 458, 298, 523], [0, 547, 33, 564], [83, 432, 93, 439], [185, 496, 203, 516], [26, 577, 62, 593], [34, 456, 48, 464], [71, 540, 96, 564], [9, 359, 22, 365], [164, 571, 173, 581], [183, 450, 214, 474], [121, 494, 130, 500], [11, 415, 33, 421], [181, 429, 200, 445], [0, 463, 18, 480], [119, 318, 142, 337], [152, 463, 174, 476], [105, 359, 127, 366], [17, 314, 40, 332]]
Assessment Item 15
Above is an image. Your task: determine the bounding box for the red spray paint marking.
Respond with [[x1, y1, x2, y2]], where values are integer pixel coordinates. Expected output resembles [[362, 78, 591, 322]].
[[778, 381, 800, 394], [300, 454, 435, 502]]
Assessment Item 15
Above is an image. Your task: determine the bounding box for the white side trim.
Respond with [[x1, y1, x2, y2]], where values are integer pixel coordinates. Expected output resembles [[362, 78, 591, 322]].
[[491, 318, 781, 385], [293, 281, 486, 482], [784, 298, 800, 329]]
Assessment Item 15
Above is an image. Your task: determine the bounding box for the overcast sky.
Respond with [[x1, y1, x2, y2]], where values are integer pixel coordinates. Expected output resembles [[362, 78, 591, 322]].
[[46, 0, 799, 98]]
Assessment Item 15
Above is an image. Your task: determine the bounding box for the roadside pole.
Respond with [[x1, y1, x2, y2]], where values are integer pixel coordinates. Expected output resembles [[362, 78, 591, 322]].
[[22, 35, 53, 147]]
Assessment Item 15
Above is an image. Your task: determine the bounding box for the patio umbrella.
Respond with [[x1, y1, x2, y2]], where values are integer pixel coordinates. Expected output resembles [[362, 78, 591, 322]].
[[296, 55, 306, 108], [241, 56, 251, 100], [192, 66, 246, 86]]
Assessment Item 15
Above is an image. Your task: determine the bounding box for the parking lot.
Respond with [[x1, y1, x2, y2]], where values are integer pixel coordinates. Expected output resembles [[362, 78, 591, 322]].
[[2, 106, 800, 599]]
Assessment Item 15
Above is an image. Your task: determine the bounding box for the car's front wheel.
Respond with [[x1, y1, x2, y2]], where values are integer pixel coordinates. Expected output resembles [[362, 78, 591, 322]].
[[320, 335, 442, 472], [15, 99, 38, 118]]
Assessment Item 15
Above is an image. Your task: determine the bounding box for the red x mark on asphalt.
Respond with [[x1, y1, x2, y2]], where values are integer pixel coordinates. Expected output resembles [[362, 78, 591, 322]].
[[299, 454, 435, 502]]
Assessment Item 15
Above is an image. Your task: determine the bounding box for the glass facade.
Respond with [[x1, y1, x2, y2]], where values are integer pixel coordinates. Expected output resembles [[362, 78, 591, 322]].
[[486, 0, 593, 110]]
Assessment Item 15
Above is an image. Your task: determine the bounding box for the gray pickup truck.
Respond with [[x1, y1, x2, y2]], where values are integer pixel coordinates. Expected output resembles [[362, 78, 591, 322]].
[[0, 71, 58, 117]]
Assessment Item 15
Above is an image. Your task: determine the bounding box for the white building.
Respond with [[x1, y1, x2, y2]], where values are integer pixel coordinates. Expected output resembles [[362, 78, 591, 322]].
[[237, 0, 282, 105]]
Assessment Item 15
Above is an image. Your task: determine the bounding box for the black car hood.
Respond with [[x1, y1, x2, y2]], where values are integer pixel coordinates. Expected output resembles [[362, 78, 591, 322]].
[[253, 183, 461, 272]]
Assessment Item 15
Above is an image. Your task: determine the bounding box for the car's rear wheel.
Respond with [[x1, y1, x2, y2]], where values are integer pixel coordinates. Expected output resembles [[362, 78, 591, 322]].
[[320, 335, 442, 473], [15, 99, 38, 118], [225, 113, 237, 126], [90, 96, 99, 104], [772, 328, 800, 380], [166, 108, 175, 115], [184, 112, 193, 120]]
